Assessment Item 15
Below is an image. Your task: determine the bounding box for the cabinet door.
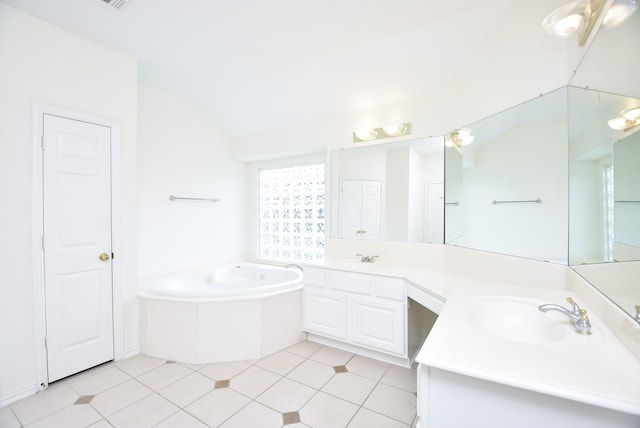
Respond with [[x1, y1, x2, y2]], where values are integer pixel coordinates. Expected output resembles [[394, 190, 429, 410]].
[[351, 296, 405, 356], [303, 288, 348, 340]]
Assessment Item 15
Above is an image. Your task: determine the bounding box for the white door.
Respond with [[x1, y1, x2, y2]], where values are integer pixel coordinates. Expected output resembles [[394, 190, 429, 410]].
[[339, 179, 382, 239], [43, 114, 114, 382], [426, 182, 444, 244]]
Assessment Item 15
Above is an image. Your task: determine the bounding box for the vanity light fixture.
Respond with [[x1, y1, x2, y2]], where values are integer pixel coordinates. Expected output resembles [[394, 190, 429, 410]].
[[608, 106, 640, 130], [602, 0, 638, 27], [353, 122, 411, 143], [542, 0, 606, 46], [445, 128, 475, 151]]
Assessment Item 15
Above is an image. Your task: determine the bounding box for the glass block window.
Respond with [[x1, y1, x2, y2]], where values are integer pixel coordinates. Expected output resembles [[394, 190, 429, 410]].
[[259, 163, 325, 262], [603, 164, 614, 261]]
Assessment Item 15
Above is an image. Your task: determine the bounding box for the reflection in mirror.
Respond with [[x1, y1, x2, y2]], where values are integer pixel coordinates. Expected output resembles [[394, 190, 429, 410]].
[[568, 87, 640, 264], [568, 3, 640, 322], [444, 87, 569, 264], [329, 137, 444, 243]]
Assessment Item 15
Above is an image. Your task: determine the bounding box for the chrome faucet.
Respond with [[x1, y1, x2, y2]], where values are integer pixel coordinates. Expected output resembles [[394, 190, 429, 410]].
[[356, 254, 379, 263], [538, 297, 592, 335], [284, 263, 303, 272]]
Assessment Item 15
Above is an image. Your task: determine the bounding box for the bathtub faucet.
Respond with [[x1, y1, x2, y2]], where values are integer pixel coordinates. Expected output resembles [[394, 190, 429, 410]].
[[285, 263, 304, 272]]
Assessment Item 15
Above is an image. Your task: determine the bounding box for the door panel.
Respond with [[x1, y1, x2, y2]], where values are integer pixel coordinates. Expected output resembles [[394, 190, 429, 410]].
[[43, 114, 113, 382]]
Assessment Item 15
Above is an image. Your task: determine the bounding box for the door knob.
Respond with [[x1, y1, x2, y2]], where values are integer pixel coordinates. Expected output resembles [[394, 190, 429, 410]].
[[99, 253, 110, 262]]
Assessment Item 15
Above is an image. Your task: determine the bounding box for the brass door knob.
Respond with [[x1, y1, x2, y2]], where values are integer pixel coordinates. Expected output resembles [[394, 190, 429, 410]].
[[99, 253, 110, 262]]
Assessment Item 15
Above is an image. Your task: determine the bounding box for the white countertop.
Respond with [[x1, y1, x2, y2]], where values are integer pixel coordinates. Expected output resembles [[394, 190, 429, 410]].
[[415, 283, 640, 416]]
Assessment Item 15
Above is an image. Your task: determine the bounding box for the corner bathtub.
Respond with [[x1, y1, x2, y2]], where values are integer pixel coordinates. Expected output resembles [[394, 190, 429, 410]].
[[138, 263, 305, 364]]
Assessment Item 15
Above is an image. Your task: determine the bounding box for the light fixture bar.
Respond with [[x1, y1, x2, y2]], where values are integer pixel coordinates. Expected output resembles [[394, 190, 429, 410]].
[[353, 122, 411, 143]]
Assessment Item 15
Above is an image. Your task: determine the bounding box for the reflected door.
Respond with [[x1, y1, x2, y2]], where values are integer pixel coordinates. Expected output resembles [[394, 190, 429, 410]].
[[339, 179, 381, 239]]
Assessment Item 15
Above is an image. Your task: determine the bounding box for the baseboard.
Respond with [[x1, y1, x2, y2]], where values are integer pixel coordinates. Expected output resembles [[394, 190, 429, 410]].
[[122, 345, 140, 360], [0, 384, 40, 407], [306, 334, 412, 368]]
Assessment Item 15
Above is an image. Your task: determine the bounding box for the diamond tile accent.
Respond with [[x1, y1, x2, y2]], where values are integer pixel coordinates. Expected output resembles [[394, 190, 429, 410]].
[[215, 379, 230, 388], [74, 395, 95, 405], [333, 365, 348, 373], [282, 411, 301, 425]]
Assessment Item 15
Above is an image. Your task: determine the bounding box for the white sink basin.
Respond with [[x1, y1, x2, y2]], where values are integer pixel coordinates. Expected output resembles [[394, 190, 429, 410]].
[[465, 296, 567, 345]]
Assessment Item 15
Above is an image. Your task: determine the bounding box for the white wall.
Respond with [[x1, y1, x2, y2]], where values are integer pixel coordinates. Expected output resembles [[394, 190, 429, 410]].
[[137, 84, 247, 277], [0, 4, 138, 403]]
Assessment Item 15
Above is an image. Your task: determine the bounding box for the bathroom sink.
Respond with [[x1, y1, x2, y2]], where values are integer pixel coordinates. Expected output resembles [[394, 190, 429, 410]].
[[465, 296, 567, 345]]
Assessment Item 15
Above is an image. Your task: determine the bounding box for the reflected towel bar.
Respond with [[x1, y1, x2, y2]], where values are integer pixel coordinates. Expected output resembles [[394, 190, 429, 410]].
[[615, 200, 640, 203], [445, 201, 459, 205], [169, 195, 221, 203], [492, 198, 541, 204]]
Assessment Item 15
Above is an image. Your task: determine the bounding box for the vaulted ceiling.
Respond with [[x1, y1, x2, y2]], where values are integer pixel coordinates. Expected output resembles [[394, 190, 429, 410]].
[[0, 0, 574, 137]]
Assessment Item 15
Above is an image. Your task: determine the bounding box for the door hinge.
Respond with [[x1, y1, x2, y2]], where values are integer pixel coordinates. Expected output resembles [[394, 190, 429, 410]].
[[111, 252, 115, 260]]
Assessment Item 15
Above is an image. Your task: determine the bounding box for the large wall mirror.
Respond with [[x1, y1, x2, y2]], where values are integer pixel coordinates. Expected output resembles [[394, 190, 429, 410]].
[[329, 137, 444, 243], [444, 87, 569, 264]]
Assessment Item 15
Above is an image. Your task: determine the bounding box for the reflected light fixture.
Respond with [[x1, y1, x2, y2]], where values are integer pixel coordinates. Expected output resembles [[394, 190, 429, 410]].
[[542, 0, 605, 46], [445, 128, 475, 151], [603, 0, 638, 27], [353, 122, 411, 143], [607, 106, 640, 130]]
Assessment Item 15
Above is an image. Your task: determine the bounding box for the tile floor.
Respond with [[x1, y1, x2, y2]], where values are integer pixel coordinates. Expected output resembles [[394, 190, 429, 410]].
[[0, 341, 419, 427]]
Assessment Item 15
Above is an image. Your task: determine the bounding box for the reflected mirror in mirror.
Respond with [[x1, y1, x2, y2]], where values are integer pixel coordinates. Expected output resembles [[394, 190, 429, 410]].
[[444, 87, 569, 264], [568, 2, 640, 322], [569, 87, 640, 265], [329, 137, 444, 243]]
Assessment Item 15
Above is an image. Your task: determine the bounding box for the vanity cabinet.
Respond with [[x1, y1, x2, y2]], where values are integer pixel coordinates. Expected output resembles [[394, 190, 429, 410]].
[[302, 266, 407, 360]]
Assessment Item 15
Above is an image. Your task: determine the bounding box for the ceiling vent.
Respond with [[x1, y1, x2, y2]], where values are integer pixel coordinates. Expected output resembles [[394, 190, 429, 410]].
[[102, 0, 128, 9]]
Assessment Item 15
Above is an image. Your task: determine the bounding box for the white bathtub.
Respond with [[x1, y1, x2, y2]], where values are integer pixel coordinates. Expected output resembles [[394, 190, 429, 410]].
[[138, 263, 306, 363]]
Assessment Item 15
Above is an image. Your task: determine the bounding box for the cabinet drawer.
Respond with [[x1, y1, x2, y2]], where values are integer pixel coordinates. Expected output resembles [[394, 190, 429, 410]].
[[303, 266, 326, 288], [326, 270, 371, 295], [374, 277, 405, 301]]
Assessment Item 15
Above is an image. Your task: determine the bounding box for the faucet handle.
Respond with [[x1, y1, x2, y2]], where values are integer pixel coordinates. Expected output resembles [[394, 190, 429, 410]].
[[574, 309, 592, 335], [566, 297, 581, 316]]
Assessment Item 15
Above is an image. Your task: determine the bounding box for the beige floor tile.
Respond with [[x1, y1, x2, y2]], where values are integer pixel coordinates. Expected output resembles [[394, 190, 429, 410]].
[[68, 365, 131, 396], [286, 340, 323, 358], [198, 360, 252, 381], [154, 410, 209, 428], [11, 383, 79, 425], [115, 353, 166, 377], [380, 364, 417, 393], [0, 406, 21, 428], [286, 358, 335, 389], [158, 372, 216, 407], [348, 407, 410, 428], [90, 379, 153, 417], [136, 363, 193, 391], [308, 346, 354, 366], [25, 404, 102, 428], [346, 354, 391, 381], [299, 391, 358, 427], [219, 401, 283, 428], [321, 372, 377, 405], [256, 350, 305, 376], [185, 388, 251, 427], [87, 420, 114, 428], [230, 365, 281, 399], [256, 378, 316, 412], [363, 383, 416, 425], [107, 393, 179, 428]]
